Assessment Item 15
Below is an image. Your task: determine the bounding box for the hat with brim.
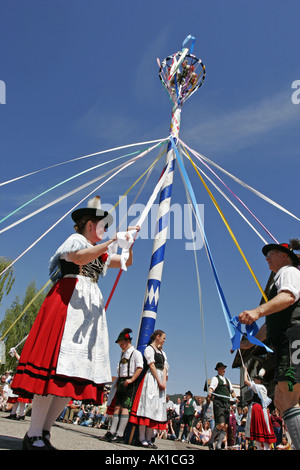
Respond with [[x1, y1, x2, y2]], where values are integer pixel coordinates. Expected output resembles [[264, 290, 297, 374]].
[[215, 362, 227, 370], [115, 328, 133, 343], [71, 196, 113, 228], [253, 374, 264, 382], [262, 243, 299, 267]]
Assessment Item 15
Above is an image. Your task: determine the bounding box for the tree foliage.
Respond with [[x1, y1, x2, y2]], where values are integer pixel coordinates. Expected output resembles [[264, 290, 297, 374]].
[[0, 257, 15, 305], [0, 280, 49, 373]]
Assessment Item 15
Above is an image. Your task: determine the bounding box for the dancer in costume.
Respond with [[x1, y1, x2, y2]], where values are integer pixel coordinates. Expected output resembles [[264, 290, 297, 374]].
[[239, 239, 300, 450], [129, 330, 168, 448], [243, 366, 276, 450], [5, 348, 31, 420], [11, 196, 138, 450], [207, 362, 237, 450], [103, 328, 143, 443], [176, 390, 198, 442]]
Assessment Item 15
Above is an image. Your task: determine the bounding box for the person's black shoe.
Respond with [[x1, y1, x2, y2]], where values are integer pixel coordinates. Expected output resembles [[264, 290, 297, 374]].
[[100, 431, 114, 441], [110, 434, 124, 443], [22, 433, 48, 450], [42, 430, 58, 450], [148, 441, 158, 449]]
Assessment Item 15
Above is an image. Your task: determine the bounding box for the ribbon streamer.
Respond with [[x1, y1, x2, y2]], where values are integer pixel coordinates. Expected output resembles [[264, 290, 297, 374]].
[[0, 138, 168, 187], [230, 316, 273, 353], [183, 145, 268, 303], [0, 141, 161, 278], [171, 137, 270, 353], [180, 141, 279, 243], [170, 137, 235, 342], [180, 139, 300, 223]]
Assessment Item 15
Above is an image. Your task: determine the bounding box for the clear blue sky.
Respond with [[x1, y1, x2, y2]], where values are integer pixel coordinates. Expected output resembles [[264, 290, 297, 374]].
[[0, 0, 299, 395]]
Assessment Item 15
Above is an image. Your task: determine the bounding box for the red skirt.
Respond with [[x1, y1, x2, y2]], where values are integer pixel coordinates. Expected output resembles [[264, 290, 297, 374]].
[[7, 396, 31, 404], [129, 375, 167, 431], [11, 278, 104, 404], [248, 403, 277, 444]]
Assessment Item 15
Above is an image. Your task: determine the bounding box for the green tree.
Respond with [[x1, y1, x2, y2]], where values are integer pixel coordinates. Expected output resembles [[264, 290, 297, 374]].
[[0, 257, 15, 305], [0, 280, 49, 372]]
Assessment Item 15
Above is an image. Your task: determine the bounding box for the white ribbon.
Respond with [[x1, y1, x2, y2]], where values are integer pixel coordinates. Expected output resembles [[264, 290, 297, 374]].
[[107, 156, 173, 271], [108, 230, 136, 271]]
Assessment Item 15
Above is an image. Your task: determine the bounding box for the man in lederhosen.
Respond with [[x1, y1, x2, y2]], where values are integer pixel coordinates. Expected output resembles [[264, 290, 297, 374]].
[[104, 328, 143, 443], [239, 240, 300, 450], [207, 362, 237, 450]]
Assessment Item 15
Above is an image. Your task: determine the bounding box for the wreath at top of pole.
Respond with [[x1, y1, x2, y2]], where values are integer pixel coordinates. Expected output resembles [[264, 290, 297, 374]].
[[158, 36, 206, 108]]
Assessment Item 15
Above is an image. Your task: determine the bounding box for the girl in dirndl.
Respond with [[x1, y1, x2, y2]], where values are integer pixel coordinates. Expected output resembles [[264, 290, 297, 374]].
[[129, 330, 169, 448], [243, 366, 277, 450], [11, 196, 137, 450]]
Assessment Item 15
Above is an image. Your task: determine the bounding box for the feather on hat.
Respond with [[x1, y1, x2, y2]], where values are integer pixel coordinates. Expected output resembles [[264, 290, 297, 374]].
[[71, 196, 113, 228], [115, 328, 133, 343]]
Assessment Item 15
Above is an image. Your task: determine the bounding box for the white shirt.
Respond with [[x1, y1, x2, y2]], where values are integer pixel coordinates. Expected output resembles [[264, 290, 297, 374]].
[[274, 265, 300, 302], [117, 346, 143, 378], [166, 400, 174, 410], [210, 375, 234, 393]]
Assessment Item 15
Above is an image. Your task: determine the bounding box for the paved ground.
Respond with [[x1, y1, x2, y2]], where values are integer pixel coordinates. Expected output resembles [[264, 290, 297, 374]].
[[0, 411, 207, 453]]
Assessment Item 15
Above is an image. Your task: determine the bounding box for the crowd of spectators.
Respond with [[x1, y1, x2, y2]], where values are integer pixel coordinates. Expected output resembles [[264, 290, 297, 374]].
[[1, 371, 295, 450], [159, 393, 295, 450]]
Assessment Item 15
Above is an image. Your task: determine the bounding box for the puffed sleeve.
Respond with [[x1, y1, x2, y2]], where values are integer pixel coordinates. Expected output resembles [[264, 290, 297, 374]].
[[144, 346, 155, 365]]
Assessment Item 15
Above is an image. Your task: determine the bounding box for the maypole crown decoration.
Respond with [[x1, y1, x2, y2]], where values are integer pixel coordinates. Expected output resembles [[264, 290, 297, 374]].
[[137, 36, 206, 353]]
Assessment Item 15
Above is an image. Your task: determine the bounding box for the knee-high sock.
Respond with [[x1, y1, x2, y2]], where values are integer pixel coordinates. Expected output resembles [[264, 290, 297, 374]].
[[110, 413, 120, 435], [18, 402, 26, 417], [283, 406, 300, 450], [117, 414, 129, 437], [43, 396, 71, 434], [216, 430, 226, 449], [146, 426, 154, 443], [139, 424, 146, 442], [10, 403, 18, 415], [209, 426, 220, 444], [27, 395, 54, 438]]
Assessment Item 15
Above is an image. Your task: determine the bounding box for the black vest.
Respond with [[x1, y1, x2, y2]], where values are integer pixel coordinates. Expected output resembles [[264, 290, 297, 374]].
[[150, 346, 165, 370], [266, 280, 300, 341]]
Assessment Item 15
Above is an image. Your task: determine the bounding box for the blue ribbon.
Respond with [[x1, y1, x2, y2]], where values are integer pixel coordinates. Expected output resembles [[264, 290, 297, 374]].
[[171, 137, 272, 354], [182, 35, 196, 54], [230, 316, 273, 353], [170, 137, 235, 341]]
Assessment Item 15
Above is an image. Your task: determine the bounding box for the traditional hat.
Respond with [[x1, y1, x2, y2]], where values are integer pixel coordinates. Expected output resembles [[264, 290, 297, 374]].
[[253, 368, 266, 382], [185, 390, 193, 396], [71, 196, 113, 228], [215, 362, 227, 370], [115, 328, 133, 343], [262, 239, 300, 267]]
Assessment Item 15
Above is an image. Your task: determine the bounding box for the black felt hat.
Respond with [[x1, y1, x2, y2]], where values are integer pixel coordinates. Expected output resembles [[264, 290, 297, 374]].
[[215, 362, 227, 370], [71, 196, 113, 228], [262, 239, 300, 267], [115, 328, 133, 343]]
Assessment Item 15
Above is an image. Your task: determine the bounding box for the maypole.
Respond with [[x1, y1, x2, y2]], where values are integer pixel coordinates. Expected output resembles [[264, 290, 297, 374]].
[[136, 36, 206, 353]]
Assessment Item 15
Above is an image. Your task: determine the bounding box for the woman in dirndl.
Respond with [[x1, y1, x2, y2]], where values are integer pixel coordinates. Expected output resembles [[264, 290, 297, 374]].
[[11, 196, 136, 450], [243, 366, 277, 450], [129, 330, 168, 448], [5, 349, 31, 420]]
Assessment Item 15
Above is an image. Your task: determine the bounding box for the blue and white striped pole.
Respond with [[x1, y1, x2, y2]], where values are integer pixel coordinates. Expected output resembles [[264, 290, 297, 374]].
[[136, 37, 205, 353], [136, 109, 180, 353]]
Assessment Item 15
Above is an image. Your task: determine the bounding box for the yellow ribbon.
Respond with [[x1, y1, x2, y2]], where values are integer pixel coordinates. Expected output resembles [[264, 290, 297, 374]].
[[183, 145, 268, 303]]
